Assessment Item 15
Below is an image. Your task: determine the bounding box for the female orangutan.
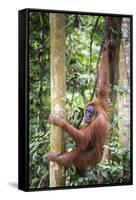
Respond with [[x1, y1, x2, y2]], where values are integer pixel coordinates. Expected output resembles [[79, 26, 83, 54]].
[[48, 39, 110, 175]]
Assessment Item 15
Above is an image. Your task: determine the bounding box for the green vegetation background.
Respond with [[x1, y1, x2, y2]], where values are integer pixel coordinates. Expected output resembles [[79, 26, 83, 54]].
[[29, 12, 131, 189]]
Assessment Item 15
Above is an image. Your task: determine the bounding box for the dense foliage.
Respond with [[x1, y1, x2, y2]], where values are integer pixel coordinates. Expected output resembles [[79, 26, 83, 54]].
[[29, 12, 131, 188]]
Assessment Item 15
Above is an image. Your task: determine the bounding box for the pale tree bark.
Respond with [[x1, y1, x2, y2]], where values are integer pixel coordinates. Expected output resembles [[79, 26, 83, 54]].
[[49, 13, 66, 187], [118, 18, 130, 150], [118, 44, 129, 149]]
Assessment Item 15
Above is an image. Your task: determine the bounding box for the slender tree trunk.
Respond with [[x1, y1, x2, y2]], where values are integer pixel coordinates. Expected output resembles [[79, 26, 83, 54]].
[[49, 13, 66, 187]]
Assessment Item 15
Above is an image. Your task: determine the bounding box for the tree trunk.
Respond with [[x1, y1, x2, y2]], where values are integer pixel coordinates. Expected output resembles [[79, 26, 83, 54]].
[[49, 13, 66, 187], [102, 17, 122, 161], [108, 17, 122, 106], [118, 18, 130, 150]]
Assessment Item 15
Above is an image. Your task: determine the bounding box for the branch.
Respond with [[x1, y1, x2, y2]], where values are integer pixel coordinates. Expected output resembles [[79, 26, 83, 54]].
[[90, 17, 110, 101], [90, 42, 103, 101]]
